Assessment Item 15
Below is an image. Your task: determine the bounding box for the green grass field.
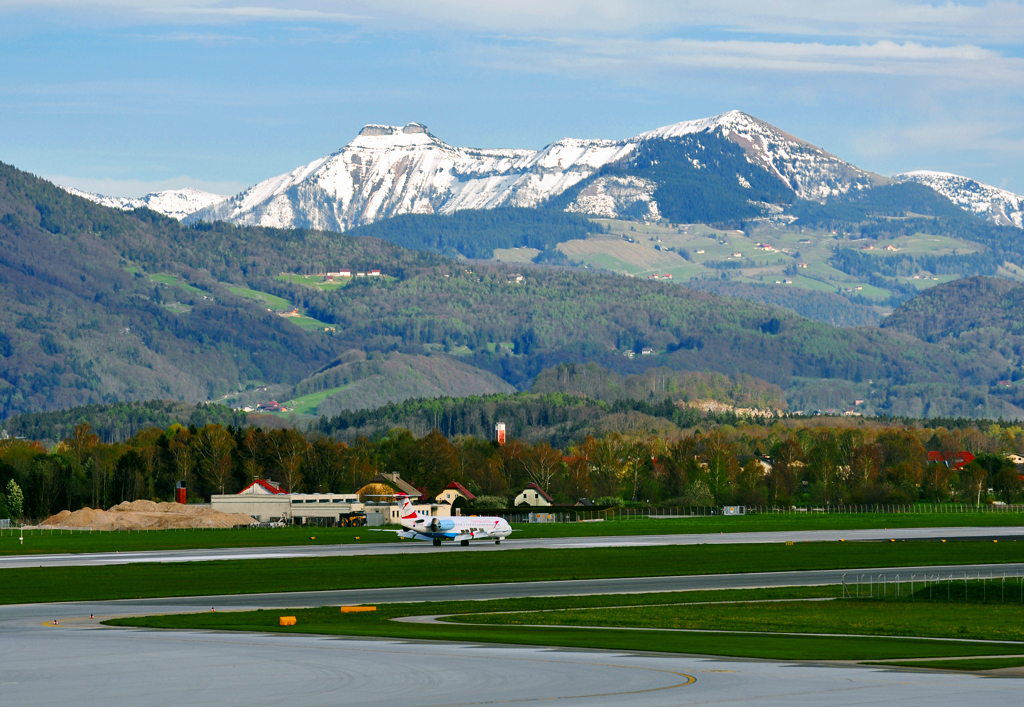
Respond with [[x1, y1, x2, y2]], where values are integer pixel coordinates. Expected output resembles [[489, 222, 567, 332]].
[[0, 525, 394, 556], [224, 286, 334, 331], [452, 593, 1024, 643], [5, 540, 1024, 605], [276, 273, 351, 291], [149, 273, 205, 294], [106, 587, 1024, 662], [506, 511, 1024, 539], [281, 385, 349, 415], [226, 285, 291, 310]]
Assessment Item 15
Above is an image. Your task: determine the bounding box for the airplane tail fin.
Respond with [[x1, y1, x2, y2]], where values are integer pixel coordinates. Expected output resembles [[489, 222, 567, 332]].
[[395, 493, 418, 528]]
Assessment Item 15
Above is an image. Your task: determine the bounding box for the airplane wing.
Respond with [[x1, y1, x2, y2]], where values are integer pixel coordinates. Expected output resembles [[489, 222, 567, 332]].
[[451, 529, 496, 542], [368, 529, 428, 540]]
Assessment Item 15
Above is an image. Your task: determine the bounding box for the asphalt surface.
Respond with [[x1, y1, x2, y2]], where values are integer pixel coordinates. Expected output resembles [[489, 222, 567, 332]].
[[3, 524, 1023, 569], [4, 570, 1024, 707], [4, 629, 1021, 707]]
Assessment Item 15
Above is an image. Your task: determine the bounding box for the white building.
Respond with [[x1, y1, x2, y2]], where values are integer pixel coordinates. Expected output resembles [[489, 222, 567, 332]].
[[514, 483, 554, 507], [211, 479, 365, 525]]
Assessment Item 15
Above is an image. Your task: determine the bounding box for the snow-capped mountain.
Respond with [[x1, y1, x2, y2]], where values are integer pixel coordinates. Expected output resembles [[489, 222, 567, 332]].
[[63, 186, 228, 221], [893, 171, 1023, 229], [637, 111, 885, 200], [188, 111, 885, 231]]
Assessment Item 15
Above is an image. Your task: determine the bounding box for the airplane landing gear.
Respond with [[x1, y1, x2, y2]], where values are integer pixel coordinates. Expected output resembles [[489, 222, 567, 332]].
[[433, 538, 442, 547], [495, 540, 501, 545], [460, 539, 470, 547]]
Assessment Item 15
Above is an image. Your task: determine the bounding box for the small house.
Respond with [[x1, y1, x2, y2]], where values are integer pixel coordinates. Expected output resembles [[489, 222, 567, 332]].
[[435, 482, 476, 512], [515, 483, 553, 507]]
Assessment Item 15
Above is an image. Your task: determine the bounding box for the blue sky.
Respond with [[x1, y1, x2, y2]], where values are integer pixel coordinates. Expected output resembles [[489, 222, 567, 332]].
[[2, 1, 1023, 197]]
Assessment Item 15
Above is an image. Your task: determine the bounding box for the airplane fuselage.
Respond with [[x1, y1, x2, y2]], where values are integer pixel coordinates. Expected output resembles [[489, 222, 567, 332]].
[[396, 495, 512, 545]]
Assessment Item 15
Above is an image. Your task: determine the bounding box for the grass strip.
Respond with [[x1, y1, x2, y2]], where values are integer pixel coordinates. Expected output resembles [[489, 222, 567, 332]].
[[507, 512, 1024, 539], [4, 512, 1023, 556], [866, 657, 1024, 671], [105, 593, 1023, 662], [0, 526, 392, 556], [449, 596, 1024, 643], [5, 541, 1024, 605]]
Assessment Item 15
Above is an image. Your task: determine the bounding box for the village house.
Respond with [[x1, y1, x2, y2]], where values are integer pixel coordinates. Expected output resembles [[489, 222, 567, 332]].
[[514, 483, 554, 507], [435, 482, 476, 512]]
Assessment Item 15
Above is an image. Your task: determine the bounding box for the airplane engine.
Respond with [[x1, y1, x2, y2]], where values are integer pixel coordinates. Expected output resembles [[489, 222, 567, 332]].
[[430, 518, 455, 532]]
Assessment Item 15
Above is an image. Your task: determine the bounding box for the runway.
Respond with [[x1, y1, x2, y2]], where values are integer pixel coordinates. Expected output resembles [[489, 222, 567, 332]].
[[4, 564, 1024, 707], [3, 524, 1022, 569], [2, 602, 1021, 706]]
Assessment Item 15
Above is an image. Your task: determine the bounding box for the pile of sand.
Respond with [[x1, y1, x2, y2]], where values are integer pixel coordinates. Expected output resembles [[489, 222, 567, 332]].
[[40, 500, 256, 531]]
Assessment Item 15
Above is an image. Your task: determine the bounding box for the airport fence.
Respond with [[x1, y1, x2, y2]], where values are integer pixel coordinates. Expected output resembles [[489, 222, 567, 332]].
[[481, 503, 1024, 523], [842, 570, 1024, 603]]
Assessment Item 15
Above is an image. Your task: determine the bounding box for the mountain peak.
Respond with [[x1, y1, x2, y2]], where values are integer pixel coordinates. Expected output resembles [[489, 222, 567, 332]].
[[351, 122, 437, 149], [638, 110, 884, 200]]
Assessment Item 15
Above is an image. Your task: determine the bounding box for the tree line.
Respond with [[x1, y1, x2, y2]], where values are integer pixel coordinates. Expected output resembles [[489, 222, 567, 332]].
[[2, 417, 1022, 522]]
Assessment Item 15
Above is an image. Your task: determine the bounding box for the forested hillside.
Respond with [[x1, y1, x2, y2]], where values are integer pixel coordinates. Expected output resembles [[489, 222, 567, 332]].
[[682, 280, 882, 327], [3, 401, 246, 444], [341, 208, 599, 260], [287, 351, 515, 417], [0, 161, 445, 418], [3, 160, 1024, 423], [881, 277, 1024, 411], [276, 258, 1020, 417], [314, 365, 786, 445]]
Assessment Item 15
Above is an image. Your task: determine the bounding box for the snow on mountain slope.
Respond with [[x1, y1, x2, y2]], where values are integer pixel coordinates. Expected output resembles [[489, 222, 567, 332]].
[[639, 111, 887, 200], [893, 171, 1023, 229], [190, 123, 634, 230], [62, 186, 228, 220], [188, 112, 880, 232], [565, 176, 660, 221]]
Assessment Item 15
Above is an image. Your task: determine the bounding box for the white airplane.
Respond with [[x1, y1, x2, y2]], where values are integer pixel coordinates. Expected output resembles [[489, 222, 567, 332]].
[[394, 493, 512, 546]]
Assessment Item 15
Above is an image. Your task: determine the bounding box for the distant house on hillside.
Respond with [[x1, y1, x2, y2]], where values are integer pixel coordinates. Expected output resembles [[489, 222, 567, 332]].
[[276, 308, 300, 318], [515, 483, 553, 507]]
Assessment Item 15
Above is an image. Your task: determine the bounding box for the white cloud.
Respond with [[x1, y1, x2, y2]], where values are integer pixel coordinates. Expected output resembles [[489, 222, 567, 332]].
[[4, 1, 1023, 42], [471, 36, 1024, 87]]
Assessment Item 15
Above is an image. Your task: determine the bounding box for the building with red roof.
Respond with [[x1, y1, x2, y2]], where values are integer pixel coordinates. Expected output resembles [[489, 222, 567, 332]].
[[238, 478, 288, 495], [514, 483, 554, 507]]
